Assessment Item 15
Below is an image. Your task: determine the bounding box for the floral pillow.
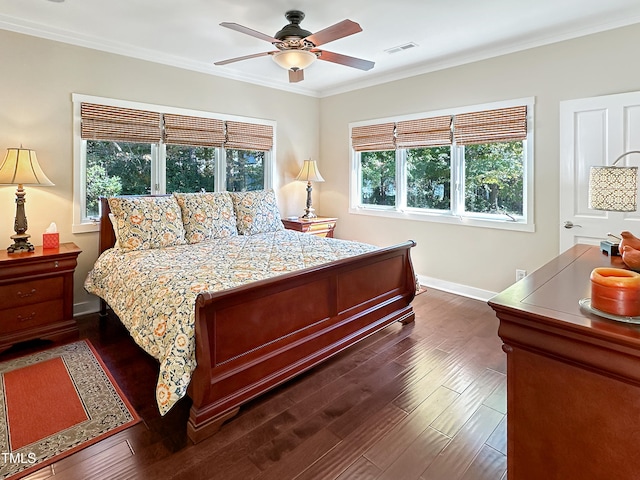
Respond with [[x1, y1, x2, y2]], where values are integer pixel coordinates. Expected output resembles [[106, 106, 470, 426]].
[[108, 196, 187, 251], [173, 192, 238, 243], [230, 189, 284, 235]]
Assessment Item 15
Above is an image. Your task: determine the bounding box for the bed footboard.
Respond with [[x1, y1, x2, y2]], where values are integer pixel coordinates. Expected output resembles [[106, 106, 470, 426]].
[[187, 240, 416, 443]]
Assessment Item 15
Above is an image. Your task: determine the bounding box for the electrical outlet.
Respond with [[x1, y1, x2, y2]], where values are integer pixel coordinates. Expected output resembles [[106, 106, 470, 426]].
[[516, 269, 527, 282]]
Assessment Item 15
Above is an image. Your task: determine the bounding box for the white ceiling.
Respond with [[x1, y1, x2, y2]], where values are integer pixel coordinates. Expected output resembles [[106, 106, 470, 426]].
[[2, 0, 640, 97]]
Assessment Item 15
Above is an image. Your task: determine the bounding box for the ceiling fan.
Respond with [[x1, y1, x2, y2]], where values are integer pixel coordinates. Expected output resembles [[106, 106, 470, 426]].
[[214, 10, 374, 83]]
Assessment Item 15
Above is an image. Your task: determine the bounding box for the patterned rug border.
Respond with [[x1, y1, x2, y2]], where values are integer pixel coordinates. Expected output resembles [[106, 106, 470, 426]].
[[0, 339, 141, 480]]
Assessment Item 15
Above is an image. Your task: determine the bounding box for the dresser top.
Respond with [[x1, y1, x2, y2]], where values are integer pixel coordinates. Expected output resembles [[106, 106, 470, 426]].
[[489, 244, 640, 346]]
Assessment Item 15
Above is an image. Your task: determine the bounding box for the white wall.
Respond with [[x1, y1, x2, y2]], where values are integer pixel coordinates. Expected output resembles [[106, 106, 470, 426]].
[[318, 23, 640, 297], [0, 29, 319, 314]]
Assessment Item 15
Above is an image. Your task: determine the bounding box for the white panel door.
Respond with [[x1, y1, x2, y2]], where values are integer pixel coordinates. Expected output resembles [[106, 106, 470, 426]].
[[559, 91, 640, 254]]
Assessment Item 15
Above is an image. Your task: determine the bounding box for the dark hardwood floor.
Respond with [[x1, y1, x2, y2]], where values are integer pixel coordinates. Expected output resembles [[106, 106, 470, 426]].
[[18, 288, 507, 480]]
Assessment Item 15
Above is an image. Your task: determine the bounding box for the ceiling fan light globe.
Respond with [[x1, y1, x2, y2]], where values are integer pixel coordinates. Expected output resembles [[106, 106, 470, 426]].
[[272, 50, 316, 70]]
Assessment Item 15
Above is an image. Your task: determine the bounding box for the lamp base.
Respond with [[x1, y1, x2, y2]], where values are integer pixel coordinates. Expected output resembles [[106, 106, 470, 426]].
[[301, 207, 317, 219], [301, 180, 317, 219], [8, 233, 34, 254], [8, 183, 35, 253]]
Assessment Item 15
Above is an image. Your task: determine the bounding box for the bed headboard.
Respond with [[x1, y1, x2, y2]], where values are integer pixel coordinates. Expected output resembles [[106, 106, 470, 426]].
[[99, 197, 116, 254]]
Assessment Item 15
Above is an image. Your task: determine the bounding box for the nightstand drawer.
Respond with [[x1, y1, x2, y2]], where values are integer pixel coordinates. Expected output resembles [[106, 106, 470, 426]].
[[0, 299, 64, 334], [307, 221, 336, 236], [0, 277, 64, 310]]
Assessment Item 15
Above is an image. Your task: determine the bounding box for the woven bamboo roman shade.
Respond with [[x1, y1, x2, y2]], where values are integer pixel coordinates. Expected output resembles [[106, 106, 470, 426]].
[[225, 121, 273, 151], [351, 123, 396, 151], [81, 103, 162, 143], [396, 116, 452, 148], [164, 114, 225, 147], [81, 103, 274, 151], [453, 106, 527, 145]]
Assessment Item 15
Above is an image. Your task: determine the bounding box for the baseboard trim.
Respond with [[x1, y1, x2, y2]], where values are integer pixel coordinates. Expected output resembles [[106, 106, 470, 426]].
[[74, 299, 100, 317], [417, 274, 496, 302]]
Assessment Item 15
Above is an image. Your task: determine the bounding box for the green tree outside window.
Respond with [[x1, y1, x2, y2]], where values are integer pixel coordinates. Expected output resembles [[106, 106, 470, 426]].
[[86, 141, 151, 217], [464, 141, 524, 216], [166, 144, 215, 193], [361, 150, 396, 206], [226, 149, 264, 192], [407, 146, 451, 210]]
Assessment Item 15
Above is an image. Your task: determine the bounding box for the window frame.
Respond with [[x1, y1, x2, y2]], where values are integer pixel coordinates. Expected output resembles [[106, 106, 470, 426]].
[[72, 94, 276, 233], [349, 97, 535, 232]]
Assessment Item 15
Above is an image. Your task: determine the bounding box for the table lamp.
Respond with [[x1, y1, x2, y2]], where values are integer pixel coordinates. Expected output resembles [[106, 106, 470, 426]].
[[0, 147, 54, 253], [295, 159, 325, 219], [588, 150, 640, 256], [588, 151, 640, 212]]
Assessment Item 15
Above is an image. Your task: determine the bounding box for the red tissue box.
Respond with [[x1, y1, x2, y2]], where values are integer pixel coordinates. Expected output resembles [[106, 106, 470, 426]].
[[42, 232, 59, 249]]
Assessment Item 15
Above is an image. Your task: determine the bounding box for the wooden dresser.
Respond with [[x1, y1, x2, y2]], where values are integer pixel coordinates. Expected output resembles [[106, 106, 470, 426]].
[[0, 242, 81, 352], [281, 217, 337, 238], [489, 244, 640, 480]]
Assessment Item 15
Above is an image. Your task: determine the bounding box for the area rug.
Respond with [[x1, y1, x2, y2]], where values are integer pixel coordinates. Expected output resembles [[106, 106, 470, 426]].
[[0, 340, 140, 479]]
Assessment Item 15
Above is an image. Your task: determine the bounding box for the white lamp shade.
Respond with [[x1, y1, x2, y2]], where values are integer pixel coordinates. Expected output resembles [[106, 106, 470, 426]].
[[588, 165, 637, 211], [296, 159, 325, 183], [0, 148, 54, 186], [272, 50, 316, 71]]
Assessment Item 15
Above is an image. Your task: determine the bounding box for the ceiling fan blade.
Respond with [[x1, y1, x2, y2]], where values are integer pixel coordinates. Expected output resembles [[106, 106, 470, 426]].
[[315, 50, 374, 71], [214, 51, 274, 66], [220, 22, 280, 44], [289, 69, 304, 83], [305, 19, 362, 47]]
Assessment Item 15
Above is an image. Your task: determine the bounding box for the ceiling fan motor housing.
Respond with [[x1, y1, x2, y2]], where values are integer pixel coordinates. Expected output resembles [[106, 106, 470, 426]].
[[275, 11, 312, 40]]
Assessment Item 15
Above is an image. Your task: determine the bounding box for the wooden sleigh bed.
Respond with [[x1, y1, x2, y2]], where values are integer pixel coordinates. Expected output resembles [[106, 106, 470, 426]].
[[93, 194, 417, 443]]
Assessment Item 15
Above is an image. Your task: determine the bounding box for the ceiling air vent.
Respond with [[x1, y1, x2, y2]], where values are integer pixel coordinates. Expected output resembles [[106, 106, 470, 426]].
[[384, 42, 418, 55]]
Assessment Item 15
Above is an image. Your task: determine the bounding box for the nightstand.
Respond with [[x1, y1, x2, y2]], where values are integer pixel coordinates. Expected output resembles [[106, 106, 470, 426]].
[[0, 242, 81, 352], [282, 217, 337, 238]]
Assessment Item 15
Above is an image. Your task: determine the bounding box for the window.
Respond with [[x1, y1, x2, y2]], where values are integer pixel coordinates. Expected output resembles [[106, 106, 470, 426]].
[[406, 146, 451, 210], [463, 141, 523, 216], [361, 150, 396, 206], [224, 120, 273, 192], [85, 140, 152, 217], [165, 145, 216, 193], [350, 98, 534, 231], [72, 94, 276, 232], [226, 149, 265, 192]]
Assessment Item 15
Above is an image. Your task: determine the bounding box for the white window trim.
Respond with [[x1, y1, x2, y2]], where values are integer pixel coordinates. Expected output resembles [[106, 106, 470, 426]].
[[72, 93, 277, 233], [349, 97, 535, 233]]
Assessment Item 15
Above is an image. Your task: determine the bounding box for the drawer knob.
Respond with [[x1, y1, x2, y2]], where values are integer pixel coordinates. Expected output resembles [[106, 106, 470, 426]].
[[54, 261, 59, 268], [17, 312, 36, 323], [17, 289, 37, 298]]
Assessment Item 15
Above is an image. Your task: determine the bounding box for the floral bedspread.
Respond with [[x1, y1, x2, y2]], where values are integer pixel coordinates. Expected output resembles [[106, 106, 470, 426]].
[[84, 230, 376, 414]]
